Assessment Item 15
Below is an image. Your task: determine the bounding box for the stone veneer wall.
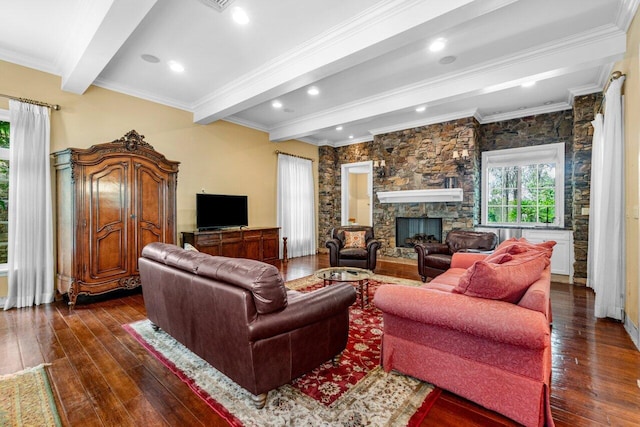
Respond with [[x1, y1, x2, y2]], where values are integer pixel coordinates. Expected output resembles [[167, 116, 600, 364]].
[[479, 110, 574, 227], [571, 94, 601, 282], [318, 118, 480, 259], [318, 97, 598, 271]]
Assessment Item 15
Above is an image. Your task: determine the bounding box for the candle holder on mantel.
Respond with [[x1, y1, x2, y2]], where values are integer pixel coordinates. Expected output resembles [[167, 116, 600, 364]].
[[444, 176, 458, 188]]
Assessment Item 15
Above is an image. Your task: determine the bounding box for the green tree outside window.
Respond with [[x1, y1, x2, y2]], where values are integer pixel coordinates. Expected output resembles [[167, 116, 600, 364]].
[[487, 162, 556, 225]]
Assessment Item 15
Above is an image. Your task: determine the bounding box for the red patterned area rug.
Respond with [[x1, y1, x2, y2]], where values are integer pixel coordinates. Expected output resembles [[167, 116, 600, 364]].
[[125, 274, 439, 426]]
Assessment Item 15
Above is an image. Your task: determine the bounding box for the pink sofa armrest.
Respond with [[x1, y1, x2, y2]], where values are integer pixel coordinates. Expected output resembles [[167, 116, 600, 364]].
[[450, 252, 488, 269], [375, 285, 549, 349]]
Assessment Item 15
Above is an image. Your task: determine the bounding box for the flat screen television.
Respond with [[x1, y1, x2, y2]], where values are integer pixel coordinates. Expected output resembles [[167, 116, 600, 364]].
[[196, 193, 248, 230]]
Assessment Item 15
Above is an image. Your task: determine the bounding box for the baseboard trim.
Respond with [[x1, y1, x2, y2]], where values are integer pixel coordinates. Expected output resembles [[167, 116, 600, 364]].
[[624, 316, 640, 351]]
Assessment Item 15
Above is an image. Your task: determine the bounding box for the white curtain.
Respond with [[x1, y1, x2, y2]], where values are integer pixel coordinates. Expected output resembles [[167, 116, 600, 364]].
[[4, 101, 54, 310], [587, 77, 625, 320], [277, 154, 316, 258]]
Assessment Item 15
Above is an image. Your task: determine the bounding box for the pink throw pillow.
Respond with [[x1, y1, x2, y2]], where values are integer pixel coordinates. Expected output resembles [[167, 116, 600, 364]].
[[484, 251, 513, 264], [454, 252, 550, 303]]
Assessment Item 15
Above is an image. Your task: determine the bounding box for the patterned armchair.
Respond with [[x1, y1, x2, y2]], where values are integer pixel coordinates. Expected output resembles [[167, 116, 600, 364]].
[[325, 226, 381, 271]]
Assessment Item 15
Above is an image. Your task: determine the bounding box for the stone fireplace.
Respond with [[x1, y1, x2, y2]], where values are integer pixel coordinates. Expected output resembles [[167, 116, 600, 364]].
[[396, 217, 442, 247]]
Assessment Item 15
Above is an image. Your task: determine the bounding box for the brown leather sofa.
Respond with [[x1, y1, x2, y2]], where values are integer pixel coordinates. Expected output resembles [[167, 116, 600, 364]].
[[415, 230, 498, 281], [139, 243, 356, 409], [326, 225, 381, 271]]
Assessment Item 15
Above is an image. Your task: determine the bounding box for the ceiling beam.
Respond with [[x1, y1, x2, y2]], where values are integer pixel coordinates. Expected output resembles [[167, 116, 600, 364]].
[[59, 0, 157, 95], [268, 26, 626, 141], [193, 0, 520, 124]]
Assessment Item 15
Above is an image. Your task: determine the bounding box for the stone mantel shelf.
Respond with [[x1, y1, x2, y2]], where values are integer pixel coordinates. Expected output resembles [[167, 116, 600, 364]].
[[377, 188, 463, 203]]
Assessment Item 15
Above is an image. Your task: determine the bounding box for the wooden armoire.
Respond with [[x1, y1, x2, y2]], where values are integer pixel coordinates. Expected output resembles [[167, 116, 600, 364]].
[[53, 130, 179, 308]]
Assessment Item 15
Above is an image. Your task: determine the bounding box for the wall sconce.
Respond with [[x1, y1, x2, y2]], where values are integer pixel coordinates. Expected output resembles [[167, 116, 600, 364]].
[[453, 149, 469, 174], [373, 159, 387, 178]]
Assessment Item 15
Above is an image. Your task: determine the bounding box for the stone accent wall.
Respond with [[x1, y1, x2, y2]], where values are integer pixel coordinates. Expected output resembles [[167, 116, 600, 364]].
[[572, 94, 601, 282], [479, 110, 574, 226], [318, 100, 598, 270], [318, 118, 480, 259]]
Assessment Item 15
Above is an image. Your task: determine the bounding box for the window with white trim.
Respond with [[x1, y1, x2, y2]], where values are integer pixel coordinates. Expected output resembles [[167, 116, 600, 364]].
[[482, 143, 564, 227]]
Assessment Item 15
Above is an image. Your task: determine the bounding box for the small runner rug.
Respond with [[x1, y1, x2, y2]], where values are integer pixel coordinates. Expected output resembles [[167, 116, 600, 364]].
[[125, 274, 439, 426], [0, 364, 62, 427]]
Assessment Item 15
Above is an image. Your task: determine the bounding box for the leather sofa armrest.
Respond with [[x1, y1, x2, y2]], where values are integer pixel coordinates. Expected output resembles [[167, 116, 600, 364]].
[[248, 283, 357, 341], [450, 252, 488, 269], [374, 285, 549, 349], [415, 242, 450, 256], [326, 238, 342, 266], [366, 238, 381, 251]]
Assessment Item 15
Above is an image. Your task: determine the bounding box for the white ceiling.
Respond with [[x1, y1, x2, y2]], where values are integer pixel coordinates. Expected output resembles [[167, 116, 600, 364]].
[[0, 0, 636, 146]]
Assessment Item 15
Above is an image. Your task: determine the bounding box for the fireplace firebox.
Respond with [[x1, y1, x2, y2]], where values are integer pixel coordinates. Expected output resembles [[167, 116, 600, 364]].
[[396, 217, 443, 248]]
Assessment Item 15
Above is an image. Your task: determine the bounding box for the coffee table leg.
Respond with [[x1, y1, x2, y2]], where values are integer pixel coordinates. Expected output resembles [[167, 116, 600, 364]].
[[357, 279, 370, 309]]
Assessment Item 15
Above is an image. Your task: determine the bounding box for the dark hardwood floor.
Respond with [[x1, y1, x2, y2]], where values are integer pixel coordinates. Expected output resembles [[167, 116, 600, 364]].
[[1, 253, 639, 426]]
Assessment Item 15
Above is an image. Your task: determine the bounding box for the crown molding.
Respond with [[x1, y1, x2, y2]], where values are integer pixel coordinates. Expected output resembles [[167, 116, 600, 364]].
[[223, 115, 269, 133], [331, 135, 374, 148], [479, 102, 572, 124], [616, 0, 640, 31], [92, 78, 193, 112], [0, 47, 58, 76], [368, 109, 480, 136]]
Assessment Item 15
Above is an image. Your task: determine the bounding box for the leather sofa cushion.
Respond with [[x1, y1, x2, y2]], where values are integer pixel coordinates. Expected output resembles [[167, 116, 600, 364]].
[[142, 242, 287, 314], [454, 251, 550, 303], [339, 247, 368, 259]]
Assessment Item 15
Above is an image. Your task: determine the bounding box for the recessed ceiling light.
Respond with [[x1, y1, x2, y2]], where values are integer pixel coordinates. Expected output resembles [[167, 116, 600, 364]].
[[232, 7, 249, 25], [521, 81, 536, 88], [349, 135, 354, 139], [141, 54, 160, 63], [439, 55, 456, 65], [415, 106, 426, 113], [271, 100, 283, 109], [168, 60, 184, 73], [429, 38, 446, 52], [307, 86, 320, 96], [336, 126, 343, 131]]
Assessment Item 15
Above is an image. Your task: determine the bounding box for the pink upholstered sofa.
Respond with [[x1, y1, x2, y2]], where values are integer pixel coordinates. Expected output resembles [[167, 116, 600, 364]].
[[375, 238, 555, 427]]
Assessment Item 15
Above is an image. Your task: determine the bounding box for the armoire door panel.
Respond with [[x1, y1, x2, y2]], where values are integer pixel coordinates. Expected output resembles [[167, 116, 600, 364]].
[[92, 162, 128, 230], [87, 160, 129, 281], [94, 230, 127, 277]]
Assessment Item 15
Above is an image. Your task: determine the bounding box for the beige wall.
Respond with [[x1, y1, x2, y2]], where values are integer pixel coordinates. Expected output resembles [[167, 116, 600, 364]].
[[616, 9, 640, 334], [0, 60, 319, 298]]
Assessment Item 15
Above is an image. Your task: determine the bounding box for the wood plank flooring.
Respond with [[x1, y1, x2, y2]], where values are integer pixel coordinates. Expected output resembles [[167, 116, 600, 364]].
[[1, 253, 639, 426]]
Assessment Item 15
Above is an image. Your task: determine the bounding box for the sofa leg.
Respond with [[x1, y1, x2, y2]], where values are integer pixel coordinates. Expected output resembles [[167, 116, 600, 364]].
[[150, 322, 160, 332], [251, 392, 268, 409], [420, 275, 427, 283]]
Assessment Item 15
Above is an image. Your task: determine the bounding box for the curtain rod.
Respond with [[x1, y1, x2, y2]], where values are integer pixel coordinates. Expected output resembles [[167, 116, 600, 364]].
[[597, 70, 626, 114], [602, 70, 625, 95], [274, 150, 314, 162], [0, 93, 60, 110]]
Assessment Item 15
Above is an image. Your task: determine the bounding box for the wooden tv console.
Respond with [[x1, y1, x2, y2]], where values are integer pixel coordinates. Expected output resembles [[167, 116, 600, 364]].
[[182, 227, 280, 262]]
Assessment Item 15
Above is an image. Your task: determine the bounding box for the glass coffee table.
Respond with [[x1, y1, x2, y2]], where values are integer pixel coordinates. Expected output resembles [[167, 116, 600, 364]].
[[315, 267, 374, 309]]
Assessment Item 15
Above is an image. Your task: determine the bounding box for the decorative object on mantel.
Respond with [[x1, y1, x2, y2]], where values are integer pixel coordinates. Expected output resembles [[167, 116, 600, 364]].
[[373, 159, 387, 178], [377, 188, 463, 203], [453, 148, 469, 174], [444, 176, 458, 189]]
